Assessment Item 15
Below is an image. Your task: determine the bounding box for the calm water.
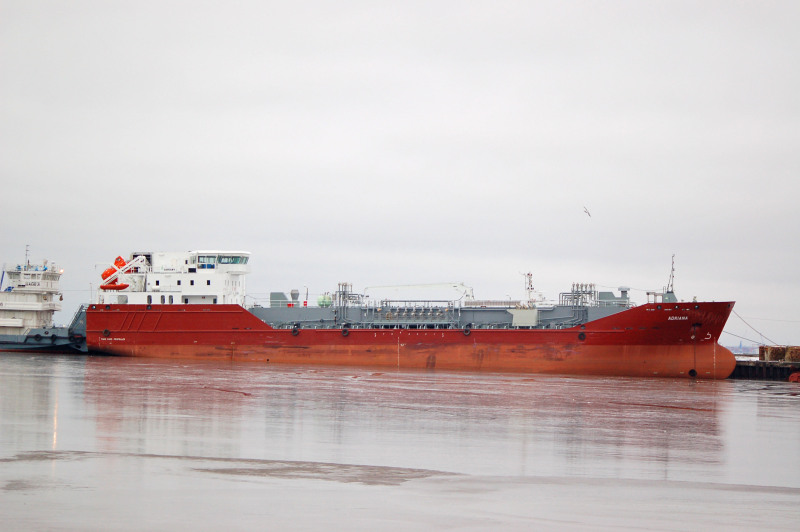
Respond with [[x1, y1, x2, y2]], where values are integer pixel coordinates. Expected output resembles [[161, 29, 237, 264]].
[[1, 353, 798, 531]]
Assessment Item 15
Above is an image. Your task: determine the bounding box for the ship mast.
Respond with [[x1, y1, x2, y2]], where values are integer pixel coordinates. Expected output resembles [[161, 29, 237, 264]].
[[522, 272, 535, 302], [666, 254, 675, 294]]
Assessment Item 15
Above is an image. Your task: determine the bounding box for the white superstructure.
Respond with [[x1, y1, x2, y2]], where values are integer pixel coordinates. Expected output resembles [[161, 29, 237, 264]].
[[0, 260, 63, 334], [96, 250, 250, 306]]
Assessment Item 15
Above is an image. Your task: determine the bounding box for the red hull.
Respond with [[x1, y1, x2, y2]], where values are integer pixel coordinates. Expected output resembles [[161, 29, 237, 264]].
[[85, 302, 736, 379]]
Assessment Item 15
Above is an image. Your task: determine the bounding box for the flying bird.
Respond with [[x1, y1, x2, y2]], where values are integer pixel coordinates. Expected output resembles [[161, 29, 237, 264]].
[[583, 206, 591, 218]]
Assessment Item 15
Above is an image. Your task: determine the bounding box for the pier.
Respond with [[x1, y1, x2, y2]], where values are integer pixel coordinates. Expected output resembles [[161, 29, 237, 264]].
[[729, 345, 800, 381], [730, 358, 799, 381]]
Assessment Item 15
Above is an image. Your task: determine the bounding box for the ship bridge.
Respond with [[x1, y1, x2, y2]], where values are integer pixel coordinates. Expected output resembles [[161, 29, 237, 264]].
[[96, 250, 250, 306]]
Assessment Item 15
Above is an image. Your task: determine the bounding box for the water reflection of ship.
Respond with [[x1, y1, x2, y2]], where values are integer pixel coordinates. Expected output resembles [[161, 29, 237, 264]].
[[82, 357, 727, 477], [547, 380, 727, 478], [82, 356, 248, 456], [0, 355, 80, 452]]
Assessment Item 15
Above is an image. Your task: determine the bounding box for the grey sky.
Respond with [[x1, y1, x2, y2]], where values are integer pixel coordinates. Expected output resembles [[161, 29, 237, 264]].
[[2, 1, 798, 346]]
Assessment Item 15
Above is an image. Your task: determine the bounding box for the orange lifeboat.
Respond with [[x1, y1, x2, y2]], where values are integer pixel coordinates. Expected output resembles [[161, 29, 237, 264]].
[[100, 283, 130, 291], [100, 256, 129, 290]]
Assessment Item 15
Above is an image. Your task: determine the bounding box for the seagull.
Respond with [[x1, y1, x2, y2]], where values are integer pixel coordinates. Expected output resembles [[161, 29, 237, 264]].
[[583, 206, 591, 218]]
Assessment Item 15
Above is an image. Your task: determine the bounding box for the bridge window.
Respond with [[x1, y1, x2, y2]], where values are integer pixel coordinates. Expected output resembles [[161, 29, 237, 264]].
[[218, 255, 248, 264], [198, 256, 216, 269]]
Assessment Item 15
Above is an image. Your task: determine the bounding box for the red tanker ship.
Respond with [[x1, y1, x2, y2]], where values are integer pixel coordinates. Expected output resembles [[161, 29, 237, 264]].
[[85, 251, 736, 379]]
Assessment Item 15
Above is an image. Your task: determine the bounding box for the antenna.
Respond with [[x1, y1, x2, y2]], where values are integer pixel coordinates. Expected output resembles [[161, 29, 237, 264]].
[[25, 244, 30, 269], [521, 272, 534, 301], [666, 254, 675, 293]]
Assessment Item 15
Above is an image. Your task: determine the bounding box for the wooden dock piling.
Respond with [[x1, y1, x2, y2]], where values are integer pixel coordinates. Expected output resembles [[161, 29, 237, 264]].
[[730, 359, 799, 381]]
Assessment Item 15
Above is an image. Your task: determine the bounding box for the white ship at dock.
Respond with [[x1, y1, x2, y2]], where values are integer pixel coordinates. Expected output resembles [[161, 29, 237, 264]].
[[0, 253, 85, 353]]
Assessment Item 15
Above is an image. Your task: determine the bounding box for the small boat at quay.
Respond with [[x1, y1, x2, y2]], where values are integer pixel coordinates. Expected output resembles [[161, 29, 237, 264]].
[[0, 251, 85, 353]]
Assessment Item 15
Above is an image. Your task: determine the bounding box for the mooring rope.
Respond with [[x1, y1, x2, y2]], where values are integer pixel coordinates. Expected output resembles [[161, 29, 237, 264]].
[[730, 310, 779, 346]]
